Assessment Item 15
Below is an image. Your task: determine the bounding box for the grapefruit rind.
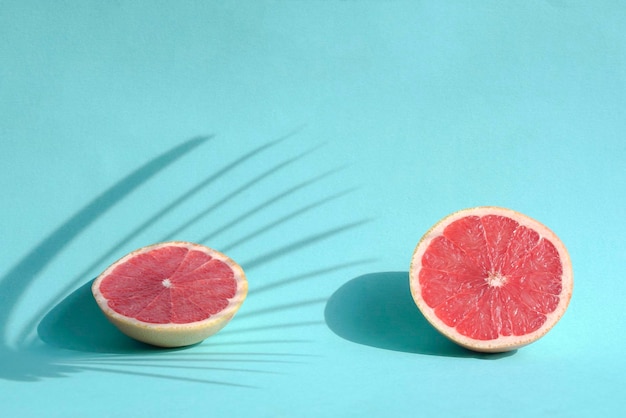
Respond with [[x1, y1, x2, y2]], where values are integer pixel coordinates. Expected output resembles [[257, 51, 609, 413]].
[[409, 207, 573, 353], [92, 241, 248, 348]]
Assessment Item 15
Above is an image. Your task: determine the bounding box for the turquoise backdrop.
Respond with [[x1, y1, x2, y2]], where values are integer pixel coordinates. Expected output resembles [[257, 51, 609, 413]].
[[1, 1, 624, 417]]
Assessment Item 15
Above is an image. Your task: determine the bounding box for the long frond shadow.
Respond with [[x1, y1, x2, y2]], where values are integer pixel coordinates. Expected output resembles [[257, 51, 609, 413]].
[[198, 167, 347, 244], [324, 272, 516, 359], [0, 136, 211, 383], [0, 136, 210, 342], [4, 128, 369, 386], [241, 219, 371, 270], [18, 132, 296, 345], [161, 142, 324, 241]]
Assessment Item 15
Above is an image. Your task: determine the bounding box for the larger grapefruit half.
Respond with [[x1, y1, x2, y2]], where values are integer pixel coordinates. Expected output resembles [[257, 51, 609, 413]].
[[409, 207, 573, 352], [92, 241, 247, 348]]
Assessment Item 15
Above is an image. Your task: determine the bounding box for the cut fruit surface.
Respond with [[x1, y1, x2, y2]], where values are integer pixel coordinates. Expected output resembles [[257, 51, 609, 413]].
[[409, 207, 573, 352], [92, 241, 247, 348]]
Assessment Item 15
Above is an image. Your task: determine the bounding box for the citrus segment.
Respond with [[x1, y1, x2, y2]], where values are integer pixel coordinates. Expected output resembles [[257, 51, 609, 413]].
[[410, 207, 573, 352], [92, 241, 247, 348]]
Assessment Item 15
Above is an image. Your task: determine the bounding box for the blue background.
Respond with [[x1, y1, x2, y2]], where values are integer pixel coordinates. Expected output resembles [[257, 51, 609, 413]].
[[1, 1, 624, 417]]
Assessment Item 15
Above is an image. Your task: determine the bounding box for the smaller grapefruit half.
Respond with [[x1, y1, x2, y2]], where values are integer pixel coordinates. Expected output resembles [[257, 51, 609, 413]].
[[409, 207, 573, 353], [92, 241, 247, 348]]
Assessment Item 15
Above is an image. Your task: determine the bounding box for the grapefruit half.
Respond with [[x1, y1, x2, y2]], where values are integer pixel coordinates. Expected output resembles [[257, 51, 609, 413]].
[[92, 241, 247, 348], [409, 207, 573, 353]]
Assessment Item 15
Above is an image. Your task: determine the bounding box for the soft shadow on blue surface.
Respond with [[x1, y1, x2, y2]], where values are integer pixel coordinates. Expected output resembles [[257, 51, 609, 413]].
[[37, 279, 160, 353], [324, 272, 515, 359]]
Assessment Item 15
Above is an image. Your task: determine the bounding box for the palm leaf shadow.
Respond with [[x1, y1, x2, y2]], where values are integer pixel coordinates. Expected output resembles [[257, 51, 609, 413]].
[[160, 142, 324, 241], [3, 129, 371, 386], [18, 131, 297, 345], [0, 136, 209, 342], [0, 136, 209, 382]]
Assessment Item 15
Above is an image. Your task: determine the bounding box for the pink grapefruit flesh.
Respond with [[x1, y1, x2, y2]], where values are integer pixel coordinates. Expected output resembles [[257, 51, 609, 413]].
[[92, 241, 247, 348], [409, 207, 573, 352]]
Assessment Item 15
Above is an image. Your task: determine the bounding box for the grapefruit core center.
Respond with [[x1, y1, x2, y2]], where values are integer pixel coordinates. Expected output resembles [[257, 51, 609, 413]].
[[486, 272, 507, 287]]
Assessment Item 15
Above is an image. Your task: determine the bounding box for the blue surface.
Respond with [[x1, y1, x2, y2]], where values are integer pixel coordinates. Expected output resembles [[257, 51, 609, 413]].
[[1, 1, 625, 417]]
